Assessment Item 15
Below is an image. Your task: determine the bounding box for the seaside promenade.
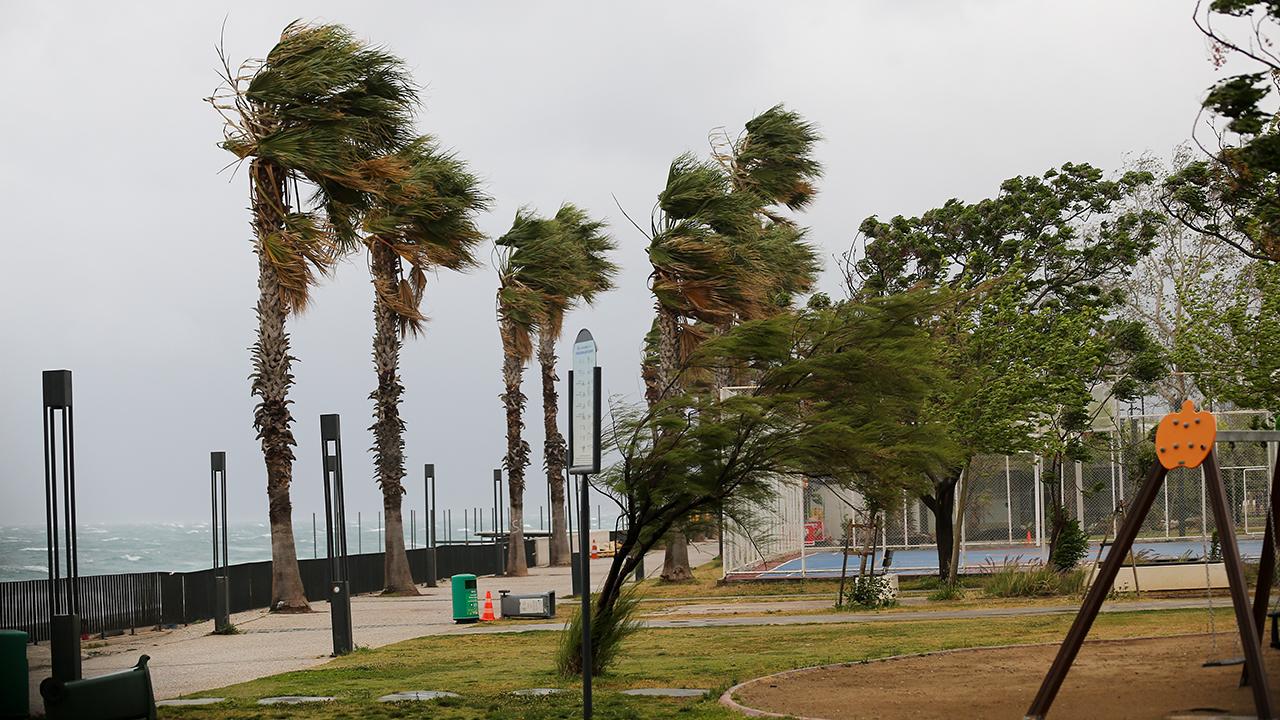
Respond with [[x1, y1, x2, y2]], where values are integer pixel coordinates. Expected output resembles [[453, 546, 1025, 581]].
[[24, 543, 717, 708]]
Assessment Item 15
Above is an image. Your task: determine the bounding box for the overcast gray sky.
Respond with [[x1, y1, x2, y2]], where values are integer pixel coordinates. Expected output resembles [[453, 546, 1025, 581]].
[[0, 1, 1225, 526]]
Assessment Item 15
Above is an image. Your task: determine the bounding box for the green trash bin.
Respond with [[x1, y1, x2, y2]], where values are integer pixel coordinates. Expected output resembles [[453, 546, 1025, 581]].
[[0, 630, 28, 719], [451, 574, 479, 623]]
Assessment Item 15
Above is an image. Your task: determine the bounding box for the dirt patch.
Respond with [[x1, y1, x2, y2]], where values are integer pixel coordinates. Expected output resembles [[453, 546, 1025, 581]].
[[731, 634, 1280, 719]]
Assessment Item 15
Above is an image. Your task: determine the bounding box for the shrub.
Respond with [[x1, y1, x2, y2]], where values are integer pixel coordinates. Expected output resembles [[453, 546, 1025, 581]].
[[927, 583, 966, 602], [556, 590, 643, 677], [985, 558, 1086, 598], [1051, 517, 1089, 571], [842, 575, 898, 609]]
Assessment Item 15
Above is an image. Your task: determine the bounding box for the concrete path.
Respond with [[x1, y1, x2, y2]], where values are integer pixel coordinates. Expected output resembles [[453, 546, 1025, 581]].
[[25, 542, 716, 707]]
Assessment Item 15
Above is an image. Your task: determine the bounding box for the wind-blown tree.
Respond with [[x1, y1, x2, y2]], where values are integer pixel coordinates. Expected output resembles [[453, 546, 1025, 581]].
[[534, 206, 617, 567], [1182, 261, 1280, 413], [362, 138, 489, 593], [560, 292, 958, 674], [1183, 0, 1280, 262], [496, 208, 609, 575], [210, 22, 417, 610], [641, 104, 821, 580], [850, 162, 1162, 579]]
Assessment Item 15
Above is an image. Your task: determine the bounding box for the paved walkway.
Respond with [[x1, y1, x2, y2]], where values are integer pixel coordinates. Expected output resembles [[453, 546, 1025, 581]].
[[25, 543, 716, 707]]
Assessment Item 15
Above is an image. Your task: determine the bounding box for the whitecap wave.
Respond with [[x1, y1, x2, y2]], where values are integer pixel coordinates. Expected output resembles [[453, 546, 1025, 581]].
[[122, 554, 142, 562]]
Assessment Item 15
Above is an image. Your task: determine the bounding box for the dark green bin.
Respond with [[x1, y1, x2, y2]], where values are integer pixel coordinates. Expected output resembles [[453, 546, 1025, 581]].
[[0, 630, 27, 719], [451, 574, 479, 623]]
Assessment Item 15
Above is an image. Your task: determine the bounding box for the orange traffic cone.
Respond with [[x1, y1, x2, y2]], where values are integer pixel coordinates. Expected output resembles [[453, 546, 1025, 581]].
[[1026, 529, 1033, 545], [481, 590, 496, 621], [590, 539, 599, 559]]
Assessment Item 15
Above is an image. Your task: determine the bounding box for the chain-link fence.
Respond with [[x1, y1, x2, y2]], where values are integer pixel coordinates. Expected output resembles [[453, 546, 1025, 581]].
[[722, 411, 1276, 579]]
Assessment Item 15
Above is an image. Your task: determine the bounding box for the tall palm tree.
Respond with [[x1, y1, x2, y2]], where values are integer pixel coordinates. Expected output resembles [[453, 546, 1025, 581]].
[[535, 205, 617, 567], [495, 207, 611, 575], [211, 22, 418, 610], [644, 105, 822, 580], [362, 138, 489, 593]]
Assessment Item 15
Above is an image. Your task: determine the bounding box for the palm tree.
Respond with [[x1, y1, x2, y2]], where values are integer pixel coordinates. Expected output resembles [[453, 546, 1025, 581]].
[[643, 105, 822, 580], [535, 205, 617, 567], [362, 138, 489, 593], [211, 22, 417, 610], [495, 207, 613, 575]]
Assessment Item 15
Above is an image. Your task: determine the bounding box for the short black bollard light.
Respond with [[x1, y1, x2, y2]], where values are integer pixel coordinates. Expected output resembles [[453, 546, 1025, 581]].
[[210, 452, 231, 633], [320, 414, 353, 656], [42, 369, 81, 682]]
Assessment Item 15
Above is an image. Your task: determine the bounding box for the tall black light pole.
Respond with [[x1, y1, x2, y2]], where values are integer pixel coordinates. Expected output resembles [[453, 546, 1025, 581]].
[[567, 329, 602, 720], [425, 464, 437, 588], [42, 369, 80, 681], [320, 414, 353, 656], [211, 452, 231, 632], [492, 469, 504, 576]]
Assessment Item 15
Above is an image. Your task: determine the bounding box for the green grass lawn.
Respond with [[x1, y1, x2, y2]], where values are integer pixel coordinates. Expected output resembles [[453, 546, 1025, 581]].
[[160, 607, 1230, 719]]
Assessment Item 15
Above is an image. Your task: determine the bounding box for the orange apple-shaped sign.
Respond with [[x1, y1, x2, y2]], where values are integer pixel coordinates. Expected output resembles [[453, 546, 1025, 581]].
[[1155, 400, 1216, 470]]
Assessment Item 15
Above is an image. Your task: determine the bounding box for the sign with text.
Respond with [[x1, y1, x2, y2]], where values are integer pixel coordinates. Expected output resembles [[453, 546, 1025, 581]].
[[569, 329, 599, 474]]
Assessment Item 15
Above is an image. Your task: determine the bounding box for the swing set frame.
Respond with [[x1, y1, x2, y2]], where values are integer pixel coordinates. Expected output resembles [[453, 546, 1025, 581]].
[[1026, 424, 1280, 719]]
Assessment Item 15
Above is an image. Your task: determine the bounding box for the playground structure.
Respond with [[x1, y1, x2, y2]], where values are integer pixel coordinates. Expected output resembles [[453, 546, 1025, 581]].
[[1026, 402, 1280, 719]]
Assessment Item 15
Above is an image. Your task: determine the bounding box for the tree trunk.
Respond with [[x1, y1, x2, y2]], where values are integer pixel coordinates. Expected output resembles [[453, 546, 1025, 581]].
[[500, 318, 530, 576], [947, 460, 972, 586], [660, 530, 694, 581], [654, 306, 693, 580], [921, 472, 959, 581], [538, 326, 571, 566], [370, 241, 418, 595], [250, 160, 309, 612]]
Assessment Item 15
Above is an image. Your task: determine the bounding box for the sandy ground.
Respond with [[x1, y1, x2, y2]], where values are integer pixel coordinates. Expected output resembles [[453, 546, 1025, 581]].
[[25, 543, 716, 709], [731, 634, 1280, 720]]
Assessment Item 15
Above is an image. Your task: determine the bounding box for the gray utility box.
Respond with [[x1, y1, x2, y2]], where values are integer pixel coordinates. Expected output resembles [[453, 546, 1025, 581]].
[[498, 590, 556, 619]]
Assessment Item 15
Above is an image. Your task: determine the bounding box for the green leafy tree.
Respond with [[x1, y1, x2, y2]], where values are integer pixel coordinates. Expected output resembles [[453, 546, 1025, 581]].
[[1182, 0, 1280, 262], [1183, 261, 1280, 413], [561, 293, 958, 674], [210, 22, 417, 610], [362, 139, 489, 593], [495, 206, 615, 575], [849, 163, 1162, 579]]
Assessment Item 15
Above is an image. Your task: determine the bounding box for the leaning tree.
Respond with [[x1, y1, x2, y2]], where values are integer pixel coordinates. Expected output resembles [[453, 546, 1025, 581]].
[[561, 293, 958, 674], [639, 104, 821, 580], [210, 22, 417, 610], [362, 138, 488, 593]]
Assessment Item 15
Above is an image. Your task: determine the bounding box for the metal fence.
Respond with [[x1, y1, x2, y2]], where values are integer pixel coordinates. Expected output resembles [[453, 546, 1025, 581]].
[[2, 541, 531, 643], [723, 411, 1277, 579]]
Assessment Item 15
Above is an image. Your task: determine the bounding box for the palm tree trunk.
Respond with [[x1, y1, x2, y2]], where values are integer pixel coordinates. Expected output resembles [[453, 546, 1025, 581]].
[[370, 241, 418, 595], [654, 305, 694, 580], [250, 159, 309, 612], [501, 319, 530, 576], [538, 326, 571, 566]]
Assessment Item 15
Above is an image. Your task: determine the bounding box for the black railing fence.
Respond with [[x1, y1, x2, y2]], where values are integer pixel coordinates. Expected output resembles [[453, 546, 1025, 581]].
[[2, 541, 531, 642]]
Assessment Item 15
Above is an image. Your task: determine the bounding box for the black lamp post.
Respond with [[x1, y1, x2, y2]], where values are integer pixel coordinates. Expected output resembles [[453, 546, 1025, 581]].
[[425, 464, 437, 588], [42, 369, 80, 681], [320, 414, 353, 656], [210, 451, 231, 632], [493, 468, 505, 576]]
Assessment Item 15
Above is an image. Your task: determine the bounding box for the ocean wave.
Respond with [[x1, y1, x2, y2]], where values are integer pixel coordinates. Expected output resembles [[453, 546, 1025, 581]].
[[122, 554, 142, 562], [102, 537, 120, 542], [20, 547, 44, 552], [21, 565, 46, 573]]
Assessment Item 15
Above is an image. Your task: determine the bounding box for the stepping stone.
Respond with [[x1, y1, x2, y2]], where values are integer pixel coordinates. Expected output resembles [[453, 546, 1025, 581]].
[[621, 688, 709, 698], [257, 696, 335, 705], [377, 690, 460, 702], [511, 688, 566, 696], [157, 698, 226, 707]]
